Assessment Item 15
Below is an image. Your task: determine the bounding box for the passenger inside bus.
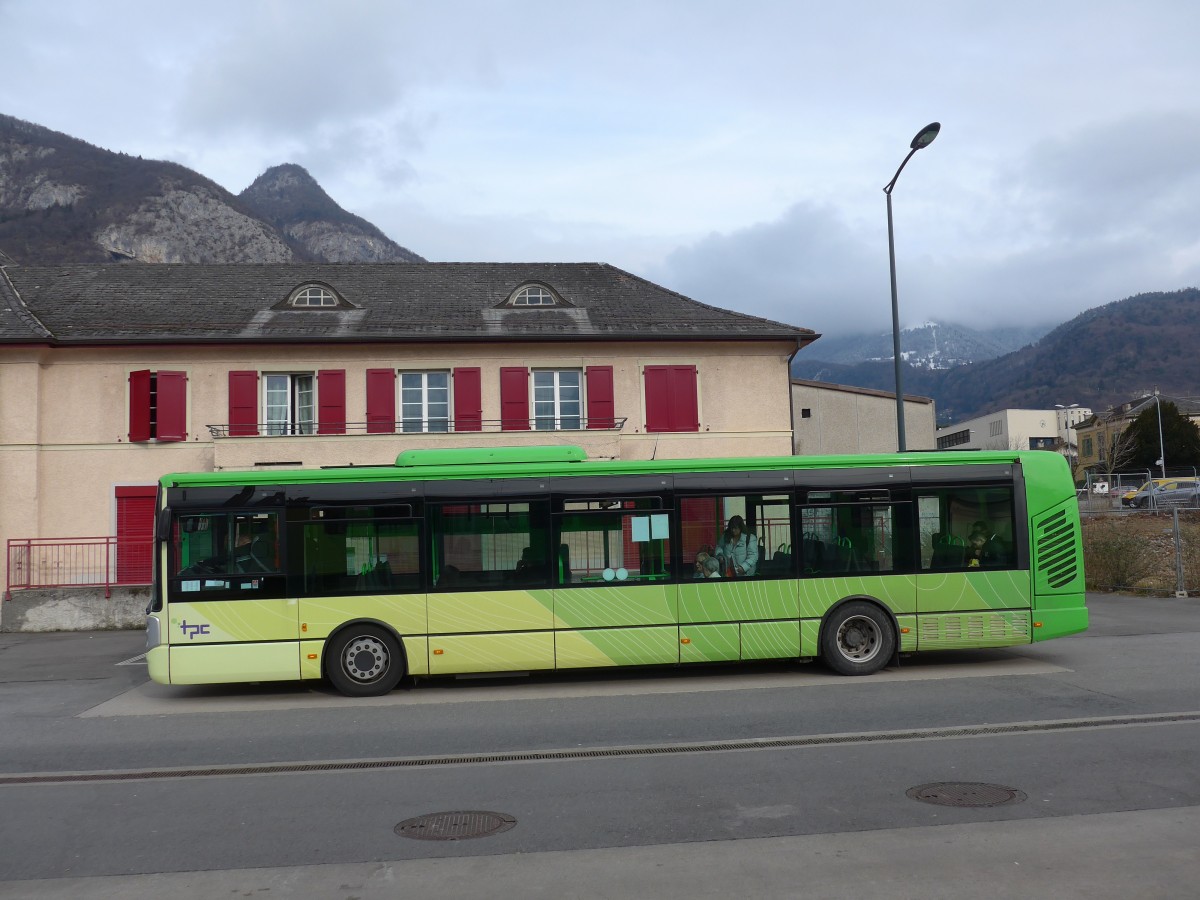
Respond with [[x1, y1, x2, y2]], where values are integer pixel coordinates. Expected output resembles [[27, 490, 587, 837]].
[[715, 515, 758, 576]]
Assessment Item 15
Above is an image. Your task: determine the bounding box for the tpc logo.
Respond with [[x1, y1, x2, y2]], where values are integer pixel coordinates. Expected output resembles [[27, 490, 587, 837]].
[[180, 620, 210, 640]]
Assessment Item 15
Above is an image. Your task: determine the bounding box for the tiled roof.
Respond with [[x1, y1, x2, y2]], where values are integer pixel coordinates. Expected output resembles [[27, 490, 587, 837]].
[[0, 263, 815, 346]]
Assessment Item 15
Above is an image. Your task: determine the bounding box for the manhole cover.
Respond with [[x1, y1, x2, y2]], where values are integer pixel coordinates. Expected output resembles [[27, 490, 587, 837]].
[[906, 782, 1027, 808], [394, 810, 517, 841]]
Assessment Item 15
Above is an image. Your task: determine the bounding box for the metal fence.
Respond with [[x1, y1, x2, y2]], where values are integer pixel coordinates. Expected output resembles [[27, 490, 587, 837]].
[[207, 417, 628, 438], [4, 537, 153, 600], [1078, 469, 1200, 513], [1080, 509, 1199, 596]]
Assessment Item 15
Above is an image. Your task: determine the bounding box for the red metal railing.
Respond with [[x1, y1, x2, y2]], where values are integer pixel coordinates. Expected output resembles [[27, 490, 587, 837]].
[[4, 537, 153, 600]]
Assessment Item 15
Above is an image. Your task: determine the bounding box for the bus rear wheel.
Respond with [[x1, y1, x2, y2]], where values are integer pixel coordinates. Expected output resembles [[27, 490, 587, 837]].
[[821, 601, 895, 676], [327, 625, 405, 697]]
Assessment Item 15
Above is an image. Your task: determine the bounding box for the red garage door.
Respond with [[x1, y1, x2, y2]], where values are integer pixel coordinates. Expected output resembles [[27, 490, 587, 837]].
[[116, 486, 157, 584]]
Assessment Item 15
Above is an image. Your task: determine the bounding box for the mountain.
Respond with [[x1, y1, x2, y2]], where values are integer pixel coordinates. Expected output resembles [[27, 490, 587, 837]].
[[239, 164, 421, 263], [794, 289, 1200, 424], [0, 114, 423, 265], [801, 320, 1051, 369]]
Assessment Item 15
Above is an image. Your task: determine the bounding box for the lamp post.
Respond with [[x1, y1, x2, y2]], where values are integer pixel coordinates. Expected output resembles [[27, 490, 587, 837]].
[[1150, 392, 1166, 479], [884, 121, 940, 452]]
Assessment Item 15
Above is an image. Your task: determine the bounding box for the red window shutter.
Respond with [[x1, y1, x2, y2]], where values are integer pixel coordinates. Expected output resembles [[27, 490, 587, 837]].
[[586, 366, 615, 429], [671, 365, 699, 431], [500, 367, 530, 431], [366, 369, 396, 434], [453, 367, 482, 432], [318, 369, 347, 435], [156, 371, 188, 442], [644, 365, 699, 432], [128, 370, 152, 442], [644, 366, 671, 432], [228, 371, 260, 436]]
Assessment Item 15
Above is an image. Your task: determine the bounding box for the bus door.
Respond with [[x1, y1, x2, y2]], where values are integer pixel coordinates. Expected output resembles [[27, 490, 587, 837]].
[[165, 509, 298, 683], [551, 496, 678, 669], [677, 491, 798, 662], [425, 497, 556, 675]]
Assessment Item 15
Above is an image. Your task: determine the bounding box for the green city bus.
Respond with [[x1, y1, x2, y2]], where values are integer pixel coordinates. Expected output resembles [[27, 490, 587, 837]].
[[146, 446, 1086, 696]]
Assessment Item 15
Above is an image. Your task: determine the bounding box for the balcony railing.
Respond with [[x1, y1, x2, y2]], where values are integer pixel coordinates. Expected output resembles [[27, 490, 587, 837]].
[[207, 417, 627, 438], [4, 537, 153, 600]]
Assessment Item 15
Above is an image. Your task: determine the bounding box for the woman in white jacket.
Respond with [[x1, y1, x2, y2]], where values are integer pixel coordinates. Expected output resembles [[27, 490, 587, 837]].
[[715, 515, 758, 576]]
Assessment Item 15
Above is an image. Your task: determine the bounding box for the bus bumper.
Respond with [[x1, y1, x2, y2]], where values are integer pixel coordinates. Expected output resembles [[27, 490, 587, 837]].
[[147, 645, 171, 684], [1031, 605, 1089, 641]]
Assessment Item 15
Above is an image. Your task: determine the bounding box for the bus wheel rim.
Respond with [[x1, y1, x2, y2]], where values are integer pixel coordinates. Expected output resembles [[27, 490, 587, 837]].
[[837, 615, 881, 662], [343, 636, 389, 682]]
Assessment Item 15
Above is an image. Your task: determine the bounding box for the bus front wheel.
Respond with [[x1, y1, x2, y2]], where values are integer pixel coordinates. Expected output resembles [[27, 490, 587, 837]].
[[821, 602, 895, 676], [327, 625, 405, 697]]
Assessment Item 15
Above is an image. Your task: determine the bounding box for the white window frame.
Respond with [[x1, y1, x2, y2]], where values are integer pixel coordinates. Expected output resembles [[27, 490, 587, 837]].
[[290, 286, 338, 307], [264, 373, 315, 435], [511, 286, 557, 306], [400, 371, 450, 433], [533, 369, 582, 431]]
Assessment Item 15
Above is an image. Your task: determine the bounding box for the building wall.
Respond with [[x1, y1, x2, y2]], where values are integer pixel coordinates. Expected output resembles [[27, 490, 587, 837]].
[[790, 381, 936, 454], [0, 338, 796, 590], [936, 408, 1091, 452]]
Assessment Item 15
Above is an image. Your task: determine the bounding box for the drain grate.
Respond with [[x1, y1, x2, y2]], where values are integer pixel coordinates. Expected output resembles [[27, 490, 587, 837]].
[[906, 782, 1027, 808], [394, 810, 516, 841]]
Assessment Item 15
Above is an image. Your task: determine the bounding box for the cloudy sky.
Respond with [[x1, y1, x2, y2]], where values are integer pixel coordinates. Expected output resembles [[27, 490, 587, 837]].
[[3, 0, 1199, 338]]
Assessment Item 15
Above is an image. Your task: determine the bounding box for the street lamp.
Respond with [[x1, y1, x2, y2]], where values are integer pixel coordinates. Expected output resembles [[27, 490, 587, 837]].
[[1149, 392, 1166, 479], [884, 121, 940, 452]]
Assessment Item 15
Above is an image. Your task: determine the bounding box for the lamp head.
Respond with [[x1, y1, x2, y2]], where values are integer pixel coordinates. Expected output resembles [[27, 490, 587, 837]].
[[911, 122, 941, 150]]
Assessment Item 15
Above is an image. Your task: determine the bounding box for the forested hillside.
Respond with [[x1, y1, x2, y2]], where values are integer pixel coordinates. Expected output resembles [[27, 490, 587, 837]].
[[794, 289, 1200, 423]]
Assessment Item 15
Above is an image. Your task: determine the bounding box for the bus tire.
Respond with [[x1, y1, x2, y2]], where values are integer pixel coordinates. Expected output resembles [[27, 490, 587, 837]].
[[326, 625, 405, 697], [821, 601, 895, 676]]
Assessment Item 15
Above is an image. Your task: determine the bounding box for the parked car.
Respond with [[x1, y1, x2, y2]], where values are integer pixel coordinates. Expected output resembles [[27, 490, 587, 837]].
[[1124, 479, 1200, 509], [1122, 479, 1173, 506]]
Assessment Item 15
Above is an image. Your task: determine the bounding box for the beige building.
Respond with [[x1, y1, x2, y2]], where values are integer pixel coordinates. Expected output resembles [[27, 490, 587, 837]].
[[936, 406, 1092, 455], [790, 379, 936, 454], [1074, 394, 1200, 473], [1, 263, 815, 596]]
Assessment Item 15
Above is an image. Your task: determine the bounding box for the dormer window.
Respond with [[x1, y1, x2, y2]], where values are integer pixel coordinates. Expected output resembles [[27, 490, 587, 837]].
[[507, 285, 567, 307], [290, 286, 338, 307]]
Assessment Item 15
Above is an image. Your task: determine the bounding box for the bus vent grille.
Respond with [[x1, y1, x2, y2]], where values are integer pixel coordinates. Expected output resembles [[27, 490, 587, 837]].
[[1034, 508, 1078, 589]]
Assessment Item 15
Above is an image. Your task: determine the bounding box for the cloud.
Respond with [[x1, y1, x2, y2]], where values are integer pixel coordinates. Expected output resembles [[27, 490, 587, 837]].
[[655, 202, 886, 334], [1014, 111, 1200, 242], [655, 110, 1200, 337], [175, 6, 413, 137]]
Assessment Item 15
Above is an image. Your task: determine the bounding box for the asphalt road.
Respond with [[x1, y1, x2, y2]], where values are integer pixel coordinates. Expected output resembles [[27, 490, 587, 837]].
[[1, 593, 1198, 899]]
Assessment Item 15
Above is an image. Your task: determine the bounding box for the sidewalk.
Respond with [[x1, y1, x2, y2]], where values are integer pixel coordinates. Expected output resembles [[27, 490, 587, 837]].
[[4, 806, 1198, 900]]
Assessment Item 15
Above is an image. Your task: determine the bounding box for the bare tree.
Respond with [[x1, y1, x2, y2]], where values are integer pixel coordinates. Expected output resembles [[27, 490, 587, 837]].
[[1100, 422, 1140, 479]]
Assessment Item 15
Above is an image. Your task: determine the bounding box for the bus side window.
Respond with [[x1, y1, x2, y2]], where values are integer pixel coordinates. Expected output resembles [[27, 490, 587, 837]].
[[918, 488, 1015, 571], [678, 493, 791, 579], [429, 500, 552, 591], [553, 499, 669, 585], [298, 509, 421, 596]]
